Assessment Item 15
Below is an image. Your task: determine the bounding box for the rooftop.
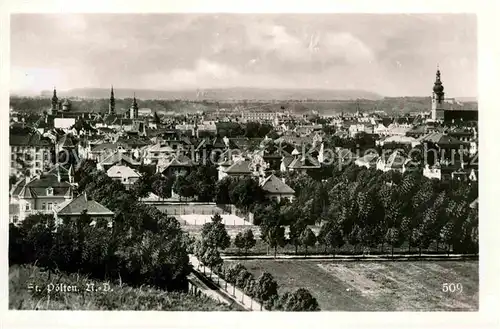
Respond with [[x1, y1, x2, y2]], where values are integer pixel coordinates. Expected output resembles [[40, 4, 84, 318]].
[[106, 165, 141, 178], [260, 174, 295, 195], [57, 192, 114, 216]]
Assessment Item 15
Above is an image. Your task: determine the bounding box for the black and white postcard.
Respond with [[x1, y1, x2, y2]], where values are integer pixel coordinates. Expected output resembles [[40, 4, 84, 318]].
[[1, 1, 498, 329]]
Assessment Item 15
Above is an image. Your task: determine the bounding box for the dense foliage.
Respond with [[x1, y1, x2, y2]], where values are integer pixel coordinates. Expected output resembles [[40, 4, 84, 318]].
[[257, 165, 478, 256], [9, 160, 191, 291], [214, 262, 320, 311]]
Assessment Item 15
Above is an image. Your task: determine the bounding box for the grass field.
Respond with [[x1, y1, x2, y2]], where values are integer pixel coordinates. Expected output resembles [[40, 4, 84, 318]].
[[228, 260, 479, 311], [9, 265, 235, 311]]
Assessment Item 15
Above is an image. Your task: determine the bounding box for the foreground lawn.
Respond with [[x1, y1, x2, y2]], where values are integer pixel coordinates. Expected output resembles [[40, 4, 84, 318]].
[[229, 260, 479, 311], [9, 265, 235, 311]]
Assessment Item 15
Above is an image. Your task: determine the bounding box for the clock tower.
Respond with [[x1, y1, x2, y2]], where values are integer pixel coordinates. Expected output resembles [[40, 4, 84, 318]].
[[431, 67, 445, 121]]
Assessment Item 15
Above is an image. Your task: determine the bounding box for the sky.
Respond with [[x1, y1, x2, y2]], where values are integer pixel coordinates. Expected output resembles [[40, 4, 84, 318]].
[[10, 14, 477, 97]]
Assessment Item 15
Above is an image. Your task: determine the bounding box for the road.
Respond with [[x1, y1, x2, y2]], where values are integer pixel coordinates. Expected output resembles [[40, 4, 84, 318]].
[[189, 255, 266, 311]]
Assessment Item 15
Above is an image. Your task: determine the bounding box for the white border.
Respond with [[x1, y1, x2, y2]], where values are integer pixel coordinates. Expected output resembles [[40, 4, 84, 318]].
[[1, 1, 499, 328]]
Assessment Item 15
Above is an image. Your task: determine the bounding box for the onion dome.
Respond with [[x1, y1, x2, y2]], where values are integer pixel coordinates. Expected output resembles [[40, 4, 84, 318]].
[[433, 70, 444, 94]]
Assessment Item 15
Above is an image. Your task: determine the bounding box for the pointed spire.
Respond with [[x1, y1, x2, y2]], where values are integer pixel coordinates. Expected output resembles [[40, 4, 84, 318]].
[[51, 86, 59, 113], [109, 85, 115, 115], [130, 92, 139, 119]]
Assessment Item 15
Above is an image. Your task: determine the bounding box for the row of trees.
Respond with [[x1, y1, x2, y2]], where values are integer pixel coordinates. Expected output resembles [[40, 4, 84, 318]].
[[192, 214, 319, 311], [133, 165, 218, 202], [10, 160, 192, 291], [255, 165, 478, 256]]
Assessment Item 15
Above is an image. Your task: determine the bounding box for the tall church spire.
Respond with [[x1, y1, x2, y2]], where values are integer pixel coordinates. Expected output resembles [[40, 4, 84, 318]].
[[109, 85, 115, 115], [51, 87, 58, 112], [130, 93, 139, 119]]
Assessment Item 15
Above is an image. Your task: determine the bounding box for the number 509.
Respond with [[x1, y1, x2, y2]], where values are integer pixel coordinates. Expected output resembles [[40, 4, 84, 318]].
[[442, 283, 463, 293]]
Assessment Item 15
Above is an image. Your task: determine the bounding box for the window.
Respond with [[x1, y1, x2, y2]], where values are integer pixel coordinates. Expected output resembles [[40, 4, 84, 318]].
[[46, 187, 53, 196], [42, 203, 46, 210], [11, 153, 15, 160], [48, 203, 53, 210], [25, 204, 30, 211], [13, 216, 18, 223], [35, 154, 41, 160]]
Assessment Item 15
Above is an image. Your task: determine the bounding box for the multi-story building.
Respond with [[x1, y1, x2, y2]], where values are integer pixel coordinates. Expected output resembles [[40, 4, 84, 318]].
[[10, 129, 53, 178], [9, 170, 74, 223], [241, 111, 282, 122]]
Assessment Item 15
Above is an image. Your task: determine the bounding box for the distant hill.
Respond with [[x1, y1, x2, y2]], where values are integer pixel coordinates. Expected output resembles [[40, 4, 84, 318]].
[[39, 87, 383, 101]]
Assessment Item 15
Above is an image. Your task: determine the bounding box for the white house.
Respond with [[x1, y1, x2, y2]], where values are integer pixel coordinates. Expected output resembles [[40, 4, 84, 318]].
[[106, 165, 141, 189]]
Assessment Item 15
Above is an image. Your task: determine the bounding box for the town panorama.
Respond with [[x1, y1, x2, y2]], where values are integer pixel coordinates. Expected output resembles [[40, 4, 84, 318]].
[[8, 13, 478, 312]]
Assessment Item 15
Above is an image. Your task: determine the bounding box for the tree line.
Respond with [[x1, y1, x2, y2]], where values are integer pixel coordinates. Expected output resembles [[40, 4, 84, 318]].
[[255, 165, 478, 256], [192, 213, 320, 311]]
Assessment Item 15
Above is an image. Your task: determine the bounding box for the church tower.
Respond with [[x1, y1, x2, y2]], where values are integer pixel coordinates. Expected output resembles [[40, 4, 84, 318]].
[[109, 85, 115, 115], [431, 67, 445, 121], [50, 87, 58, 115], [130, 93, 139, 119]]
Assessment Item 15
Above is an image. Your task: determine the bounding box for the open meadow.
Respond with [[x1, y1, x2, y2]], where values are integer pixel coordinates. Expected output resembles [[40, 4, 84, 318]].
[[228, 260, 479, 311]]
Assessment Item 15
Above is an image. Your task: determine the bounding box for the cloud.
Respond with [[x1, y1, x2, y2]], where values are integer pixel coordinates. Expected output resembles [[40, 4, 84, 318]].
[[10, 14, 476, 96], [142, 59, 241, 89], [10, 67, 62, 93], [242, 23, 375, 71]]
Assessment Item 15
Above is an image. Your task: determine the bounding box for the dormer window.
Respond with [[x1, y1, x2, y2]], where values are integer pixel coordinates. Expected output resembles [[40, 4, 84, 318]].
[[46, 187, 53, 196]]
